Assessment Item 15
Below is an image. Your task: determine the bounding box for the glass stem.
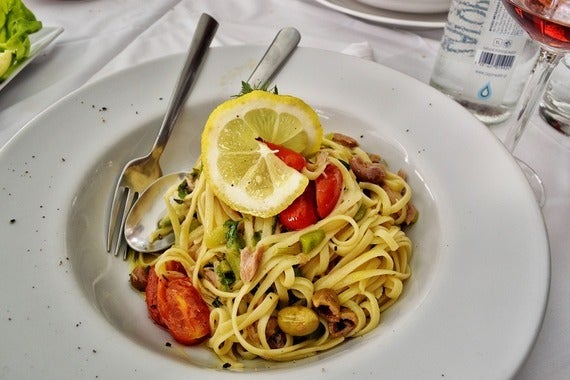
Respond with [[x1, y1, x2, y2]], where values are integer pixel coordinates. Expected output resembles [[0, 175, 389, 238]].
[[504, 47, 562, 152]]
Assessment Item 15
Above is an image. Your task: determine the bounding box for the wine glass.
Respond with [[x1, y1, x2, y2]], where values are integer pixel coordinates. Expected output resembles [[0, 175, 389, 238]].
[[500, 0, 570, 206]]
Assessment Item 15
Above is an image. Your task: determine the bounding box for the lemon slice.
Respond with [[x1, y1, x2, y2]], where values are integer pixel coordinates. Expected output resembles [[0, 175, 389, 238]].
[[201, 90, 323, 217]]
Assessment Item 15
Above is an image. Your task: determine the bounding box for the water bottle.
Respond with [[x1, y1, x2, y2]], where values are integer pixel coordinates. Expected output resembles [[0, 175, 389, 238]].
[[430, 0, 538, 125]]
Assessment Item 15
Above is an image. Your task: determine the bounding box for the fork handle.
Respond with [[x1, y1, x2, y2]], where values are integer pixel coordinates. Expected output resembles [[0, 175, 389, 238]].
[[152, 13, 218, 154]]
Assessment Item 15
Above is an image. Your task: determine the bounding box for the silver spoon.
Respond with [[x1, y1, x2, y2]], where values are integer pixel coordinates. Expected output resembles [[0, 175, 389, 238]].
[[124, 27, 301, 253]]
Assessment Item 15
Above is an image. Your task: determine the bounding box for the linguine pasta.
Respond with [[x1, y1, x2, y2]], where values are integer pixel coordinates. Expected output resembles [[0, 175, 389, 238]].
[[134, 134, 416, 368]]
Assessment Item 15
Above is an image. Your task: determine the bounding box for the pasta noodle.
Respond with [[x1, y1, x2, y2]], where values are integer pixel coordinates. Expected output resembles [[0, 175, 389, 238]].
[[135, 134, 416, 368]]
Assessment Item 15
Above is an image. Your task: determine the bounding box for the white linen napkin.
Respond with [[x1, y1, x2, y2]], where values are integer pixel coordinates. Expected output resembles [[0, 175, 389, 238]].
[[341, 41, 375, 61]]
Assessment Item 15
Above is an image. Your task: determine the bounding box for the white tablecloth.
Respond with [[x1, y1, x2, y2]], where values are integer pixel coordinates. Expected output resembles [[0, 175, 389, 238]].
[[1, 0, 568, 378]]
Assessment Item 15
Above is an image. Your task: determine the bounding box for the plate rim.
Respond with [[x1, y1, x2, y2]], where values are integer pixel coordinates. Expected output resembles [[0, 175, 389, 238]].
[[313, 0, 447, 28]]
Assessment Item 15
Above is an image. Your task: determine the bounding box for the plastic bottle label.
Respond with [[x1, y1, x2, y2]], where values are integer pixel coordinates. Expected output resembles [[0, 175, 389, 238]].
[[437, 0, 527, 105], [471, 1, 526, 102]]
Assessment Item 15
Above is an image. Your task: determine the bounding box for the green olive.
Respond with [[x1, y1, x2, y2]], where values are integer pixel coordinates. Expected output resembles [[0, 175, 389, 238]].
[[277, 306, 320, 336]]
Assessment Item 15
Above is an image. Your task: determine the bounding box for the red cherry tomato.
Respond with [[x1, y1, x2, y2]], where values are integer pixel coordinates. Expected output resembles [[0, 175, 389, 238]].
[[264, 141, 306, 171], [156, 273, 211, 345], [145, 265, 165, 327], [279, 182, 319, 230], [145, 261, 187, 326], [165, 260, 187, 275], [315, 164, 343, 218]]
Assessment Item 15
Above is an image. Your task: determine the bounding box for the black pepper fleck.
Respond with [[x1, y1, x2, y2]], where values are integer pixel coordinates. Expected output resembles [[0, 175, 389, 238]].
[[10, 218, 16, 224], [165, 342, 172, 347]]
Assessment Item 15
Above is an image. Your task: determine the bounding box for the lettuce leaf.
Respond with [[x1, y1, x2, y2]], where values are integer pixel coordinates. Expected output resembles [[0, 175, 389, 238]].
[[0, 0, 42, 80]]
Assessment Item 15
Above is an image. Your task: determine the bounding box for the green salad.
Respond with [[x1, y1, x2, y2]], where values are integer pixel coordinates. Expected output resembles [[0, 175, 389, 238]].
[[0, 0, 42, 81]]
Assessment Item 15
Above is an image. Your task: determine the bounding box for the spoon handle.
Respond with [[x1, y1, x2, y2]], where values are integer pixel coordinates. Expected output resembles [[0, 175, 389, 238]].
[[247, 27, 301, 89], [152, 13, 218, 153]]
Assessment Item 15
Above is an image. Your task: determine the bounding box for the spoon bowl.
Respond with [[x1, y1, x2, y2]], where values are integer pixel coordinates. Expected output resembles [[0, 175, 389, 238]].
[[124, 171, 188, 253]]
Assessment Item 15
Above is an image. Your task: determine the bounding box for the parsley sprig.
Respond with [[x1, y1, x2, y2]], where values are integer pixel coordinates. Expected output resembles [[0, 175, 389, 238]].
[[234, 81, 279, 97]]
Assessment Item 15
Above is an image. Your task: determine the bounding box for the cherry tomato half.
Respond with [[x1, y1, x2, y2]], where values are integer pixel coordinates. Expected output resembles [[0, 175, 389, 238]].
[[145, 265, 165, 327], [157, 274, 211, 345], [315, 164, 343, 219], [164, 260, 187, 275], [264, 141, 306, 171], [279, 182, 319, 231]]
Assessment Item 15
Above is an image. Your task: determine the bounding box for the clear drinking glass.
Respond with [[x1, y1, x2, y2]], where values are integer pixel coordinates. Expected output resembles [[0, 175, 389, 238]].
[[500, 0, 570, 206], [539, 53, 570, 135]]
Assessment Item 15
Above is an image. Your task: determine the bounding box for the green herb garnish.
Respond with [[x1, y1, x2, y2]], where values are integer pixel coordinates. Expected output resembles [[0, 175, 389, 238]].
[[234, 80, 279, 97], [177, 179, 191, 199]]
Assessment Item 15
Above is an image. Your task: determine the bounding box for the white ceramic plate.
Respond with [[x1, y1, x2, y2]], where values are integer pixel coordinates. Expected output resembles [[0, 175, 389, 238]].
[[314, 0, 447, 28], [0, 46, 549, 379], [0, 26, 63, 92]]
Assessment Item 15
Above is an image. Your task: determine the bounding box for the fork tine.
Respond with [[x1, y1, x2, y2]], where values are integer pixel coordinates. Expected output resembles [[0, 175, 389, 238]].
[[106, 183, 127, 252], [122, 239, 136, 261], [122, 244, 130, 261], [112, 188, 138, 257], [116, 234, 127, 259]]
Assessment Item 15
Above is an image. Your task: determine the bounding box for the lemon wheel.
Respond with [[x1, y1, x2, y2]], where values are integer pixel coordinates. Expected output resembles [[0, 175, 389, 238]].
[[201, 90, 323, 217]]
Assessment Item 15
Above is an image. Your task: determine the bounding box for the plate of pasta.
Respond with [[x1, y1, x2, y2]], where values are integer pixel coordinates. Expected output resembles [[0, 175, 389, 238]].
[[0, 46, 549, 379]]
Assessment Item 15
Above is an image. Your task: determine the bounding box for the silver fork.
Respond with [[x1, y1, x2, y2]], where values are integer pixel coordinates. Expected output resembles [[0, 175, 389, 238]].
[[106, 14, 218, 258]]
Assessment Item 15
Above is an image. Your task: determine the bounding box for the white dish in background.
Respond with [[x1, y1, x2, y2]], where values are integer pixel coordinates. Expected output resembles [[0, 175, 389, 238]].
[[314, 0, 447, 28], [0, 26, 63, 92], [356, 0, 451, 14], [0, 46, 548, 379]]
